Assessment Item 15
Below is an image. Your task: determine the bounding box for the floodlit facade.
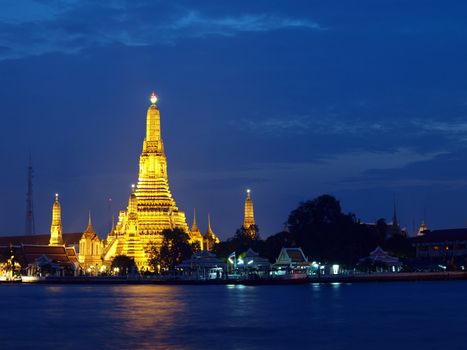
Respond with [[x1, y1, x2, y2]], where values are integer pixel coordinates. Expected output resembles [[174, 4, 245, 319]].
[[78, 214, 103, 271], [102, 93, 197, 269]]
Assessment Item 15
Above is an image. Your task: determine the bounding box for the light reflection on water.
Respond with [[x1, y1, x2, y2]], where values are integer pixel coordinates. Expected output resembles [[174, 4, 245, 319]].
[[0, 282, 467, 350]]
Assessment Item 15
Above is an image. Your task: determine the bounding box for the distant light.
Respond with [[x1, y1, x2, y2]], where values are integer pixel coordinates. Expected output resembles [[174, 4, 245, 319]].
[[131, 184, 135, 188], [55, 193, 59, 199], [332, 264, 339, 274], [247, 189, 251, 194], [150, 91, 158, 105]]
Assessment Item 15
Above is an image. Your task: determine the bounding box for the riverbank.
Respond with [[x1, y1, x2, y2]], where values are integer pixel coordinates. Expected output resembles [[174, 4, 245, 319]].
[[2, 271, 467, 285]]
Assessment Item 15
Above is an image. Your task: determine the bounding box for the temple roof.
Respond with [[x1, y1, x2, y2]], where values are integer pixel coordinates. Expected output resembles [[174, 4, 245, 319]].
[[204, 214, 218, 239], [82, 213, 99, 240], [412, 228, 467, 243], [15, 244, 78, 269], [191, 209, 200, 233], [0, 232, 82, 246]]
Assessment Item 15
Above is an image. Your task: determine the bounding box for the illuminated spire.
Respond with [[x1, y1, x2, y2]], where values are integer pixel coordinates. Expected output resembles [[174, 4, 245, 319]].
[[49, 193, 63, 245], [243, 189, 255, 228], [207, 214, 213, 235], [84, 211, 95, 234], [150, 91, 157, 105], [191, 208, 199, 232], [204, 214, 219, 251], [243, 189, 257, 239], [108, 92, 189, 269], [145, 91, 162, 144]]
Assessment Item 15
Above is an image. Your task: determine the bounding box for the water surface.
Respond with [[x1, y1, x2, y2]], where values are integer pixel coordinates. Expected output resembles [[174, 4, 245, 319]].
[[0, 282, 466, 349]]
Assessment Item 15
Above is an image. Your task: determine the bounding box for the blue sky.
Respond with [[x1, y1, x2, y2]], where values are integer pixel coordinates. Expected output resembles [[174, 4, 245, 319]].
[[1, 0, 467, 238]]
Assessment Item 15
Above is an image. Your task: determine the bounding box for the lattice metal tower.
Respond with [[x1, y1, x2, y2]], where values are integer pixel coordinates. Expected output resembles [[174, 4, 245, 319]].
[[25, 154, 36, 235]]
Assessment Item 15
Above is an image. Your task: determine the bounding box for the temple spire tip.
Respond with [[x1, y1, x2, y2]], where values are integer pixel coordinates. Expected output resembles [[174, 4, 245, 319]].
[[150, 91, 157, 105]]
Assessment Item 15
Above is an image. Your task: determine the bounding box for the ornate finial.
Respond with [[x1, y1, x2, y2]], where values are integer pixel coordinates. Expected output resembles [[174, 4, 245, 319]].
[[55, 193, 59, 201], [131, 184, 135, 193], [88, 211, 92, 227], [150, 91, 157, 105]]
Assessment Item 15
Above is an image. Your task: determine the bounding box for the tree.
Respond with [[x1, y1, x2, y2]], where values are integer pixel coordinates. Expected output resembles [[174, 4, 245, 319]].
[[382, 235, 415, 258], [375, 218, 388, 241], [259, 230, 296, 262], [286, 194, 383, 265], [111, 255, 136, 275], [215, 227, 264, 260], [145, 242, 162, 274], [146, 229, 195, 271]]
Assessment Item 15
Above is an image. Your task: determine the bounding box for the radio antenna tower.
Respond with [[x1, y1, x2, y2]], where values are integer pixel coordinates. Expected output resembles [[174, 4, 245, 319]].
[[25, 153, 36, 235]]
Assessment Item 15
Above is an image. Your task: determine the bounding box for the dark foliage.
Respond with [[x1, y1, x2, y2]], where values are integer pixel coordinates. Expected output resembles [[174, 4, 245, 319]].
[[111, 255, 136, 275], [146, 228, 196, 271], [216, 194, 415, 266]]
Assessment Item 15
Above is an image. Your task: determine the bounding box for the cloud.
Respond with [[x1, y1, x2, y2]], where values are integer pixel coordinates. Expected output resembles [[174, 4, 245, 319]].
[[234, 115, 467, 142], [178, 147, 442, 192], [169, 11, 325, 36], [0, 2, 325, 61]]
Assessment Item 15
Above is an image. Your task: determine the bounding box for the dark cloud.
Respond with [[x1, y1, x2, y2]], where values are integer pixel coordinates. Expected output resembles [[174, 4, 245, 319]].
[[0, 1, 325, 60]]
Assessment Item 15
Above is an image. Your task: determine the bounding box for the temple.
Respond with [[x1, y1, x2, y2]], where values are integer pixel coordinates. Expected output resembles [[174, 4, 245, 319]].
[[243, 189, 257, 239], [103, 92, 195, 268], [49, 194, 63, 246], [1, 92, 230, 274], [78, 213, 103, 271]]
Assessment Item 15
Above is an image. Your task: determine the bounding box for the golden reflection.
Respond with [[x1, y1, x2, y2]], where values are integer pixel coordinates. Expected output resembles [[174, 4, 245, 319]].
[[104, 285, 187, 349], [45, 286, 64, 293]]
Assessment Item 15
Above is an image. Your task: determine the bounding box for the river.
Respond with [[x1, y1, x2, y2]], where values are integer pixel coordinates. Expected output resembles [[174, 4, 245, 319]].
[[0, 281, 466, 349]]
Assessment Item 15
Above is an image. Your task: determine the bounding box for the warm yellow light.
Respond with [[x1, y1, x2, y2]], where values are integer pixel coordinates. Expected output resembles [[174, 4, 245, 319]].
[[150, 91, 157, 105]]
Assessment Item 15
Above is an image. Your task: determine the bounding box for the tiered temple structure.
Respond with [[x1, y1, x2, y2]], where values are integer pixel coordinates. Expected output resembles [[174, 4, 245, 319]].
[[49, 194, 63, 246], [103, 92, 195, 269], [243, 189, 257, 239]]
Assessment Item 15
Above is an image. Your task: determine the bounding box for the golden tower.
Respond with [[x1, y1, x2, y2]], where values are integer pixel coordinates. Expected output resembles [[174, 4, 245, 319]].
[[105, 92, 191, 269], [132, 92, 189, 239], [204, 214, 220, 251], [49, 193, 63, 245], [243, 189, 256, 238]]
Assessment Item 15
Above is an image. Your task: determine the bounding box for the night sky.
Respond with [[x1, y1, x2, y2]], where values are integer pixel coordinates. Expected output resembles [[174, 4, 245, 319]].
[[1, 1, 467, 239]]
